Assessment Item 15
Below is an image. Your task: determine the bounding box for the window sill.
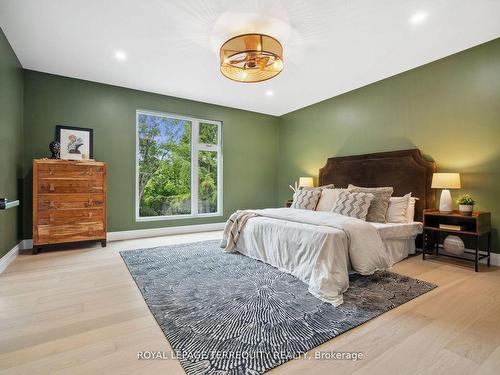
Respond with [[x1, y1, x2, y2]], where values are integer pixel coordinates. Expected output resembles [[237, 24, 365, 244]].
[[135, 212, 223, 222]]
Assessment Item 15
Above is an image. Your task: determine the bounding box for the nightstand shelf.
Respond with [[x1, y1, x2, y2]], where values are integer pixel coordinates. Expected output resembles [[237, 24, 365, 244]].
[[422, 209, 491, 272]]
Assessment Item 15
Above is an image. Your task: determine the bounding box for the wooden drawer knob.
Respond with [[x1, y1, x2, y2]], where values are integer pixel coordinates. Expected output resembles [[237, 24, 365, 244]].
[[49, 183, 55, 192], [49, 201, 56, 209], [88, 212, 93, 219], [49, 168, 54, 176]]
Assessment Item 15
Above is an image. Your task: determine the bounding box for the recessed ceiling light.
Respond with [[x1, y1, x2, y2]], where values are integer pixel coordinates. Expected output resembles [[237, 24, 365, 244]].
[[265, 90, 274, 97], [410, 12, 428, 25], [115, 51, 127, 61]]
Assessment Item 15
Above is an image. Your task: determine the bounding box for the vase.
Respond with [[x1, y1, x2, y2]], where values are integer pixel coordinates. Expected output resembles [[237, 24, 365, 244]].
[[459, 204, 473, 216]]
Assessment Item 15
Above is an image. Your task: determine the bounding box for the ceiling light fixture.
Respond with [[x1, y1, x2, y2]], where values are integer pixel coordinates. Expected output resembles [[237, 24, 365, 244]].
[[410, 12, 428, 25], [220, 34, 283, 83], [115, 51, 127, 61]]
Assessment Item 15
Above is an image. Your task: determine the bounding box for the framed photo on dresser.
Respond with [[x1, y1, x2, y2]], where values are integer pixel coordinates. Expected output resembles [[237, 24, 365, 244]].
[[56, 125, 93, 160]]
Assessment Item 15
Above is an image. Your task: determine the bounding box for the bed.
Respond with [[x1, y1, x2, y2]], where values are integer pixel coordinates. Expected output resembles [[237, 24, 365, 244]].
[[224, 149, 436, 306]]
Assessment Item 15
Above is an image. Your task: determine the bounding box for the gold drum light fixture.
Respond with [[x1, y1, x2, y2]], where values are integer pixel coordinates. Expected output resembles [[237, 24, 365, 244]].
[[220, 34, 283, 83]]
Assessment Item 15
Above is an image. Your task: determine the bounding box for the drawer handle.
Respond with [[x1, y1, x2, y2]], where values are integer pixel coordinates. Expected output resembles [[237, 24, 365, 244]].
[[49, 183, 55, 192], [86, 198, 93, 207], [49, 168, 54, 176], [88, 212, 93, 219], [49, 214, 54, 223], [49, 201, 56, 209]]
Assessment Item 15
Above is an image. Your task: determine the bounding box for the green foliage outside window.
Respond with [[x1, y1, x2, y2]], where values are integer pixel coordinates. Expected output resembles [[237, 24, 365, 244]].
[[138, 113, 219, 217]]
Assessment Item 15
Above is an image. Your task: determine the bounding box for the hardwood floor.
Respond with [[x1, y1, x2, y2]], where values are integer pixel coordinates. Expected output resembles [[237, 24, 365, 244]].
[[1, 232, 499, 375]]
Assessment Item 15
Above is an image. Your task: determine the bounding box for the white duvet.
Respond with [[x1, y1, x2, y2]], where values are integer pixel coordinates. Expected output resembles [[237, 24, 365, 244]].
[[225, 208, 391, 306]]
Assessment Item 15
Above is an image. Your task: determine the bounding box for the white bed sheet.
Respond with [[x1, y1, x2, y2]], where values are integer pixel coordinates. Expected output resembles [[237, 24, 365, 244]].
[[369, 221, 423, 264], [370, 221, 423, 239]]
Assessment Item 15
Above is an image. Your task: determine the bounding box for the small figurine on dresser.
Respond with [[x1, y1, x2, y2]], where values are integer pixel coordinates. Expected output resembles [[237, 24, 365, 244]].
[[49, 141, 61, 159]]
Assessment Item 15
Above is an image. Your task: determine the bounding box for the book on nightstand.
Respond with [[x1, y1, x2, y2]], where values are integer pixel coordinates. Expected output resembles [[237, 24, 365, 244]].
[[439, 224, 465, 231]]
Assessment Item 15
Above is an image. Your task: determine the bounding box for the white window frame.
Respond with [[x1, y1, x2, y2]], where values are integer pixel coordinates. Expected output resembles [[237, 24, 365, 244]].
[[135, 109, 223, 222]]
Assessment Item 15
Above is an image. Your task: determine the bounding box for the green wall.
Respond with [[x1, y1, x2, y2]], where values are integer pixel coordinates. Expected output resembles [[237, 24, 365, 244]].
[[23, 71, 279, 235], [278, 38, 500, 253], [8, 33, 500, 256], [0, 28, 23, 258]]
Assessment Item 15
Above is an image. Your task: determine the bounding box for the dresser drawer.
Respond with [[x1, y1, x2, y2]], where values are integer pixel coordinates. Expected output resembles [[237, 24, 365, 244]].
[[38, 194, 105, 210], [39, 178, 104, 194], [37, 209, 104, 226], [36, 223, 105, 245], [38, 163, 105, 179]]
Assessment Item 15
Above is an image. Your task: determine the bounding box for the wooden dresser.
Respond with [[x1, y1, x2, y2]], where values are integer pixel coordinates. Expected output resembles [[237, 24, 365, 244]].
[[32, 159, 107, 254]]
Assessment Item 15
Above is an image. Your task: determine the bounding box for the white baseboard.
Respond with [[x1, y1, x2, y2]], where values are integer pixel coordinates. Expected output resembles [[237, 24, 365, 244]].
[[0, 240, 31, 274], [107, 222, 225, 242], [488, 252, 500, 266], [23, 239, 33, 249]]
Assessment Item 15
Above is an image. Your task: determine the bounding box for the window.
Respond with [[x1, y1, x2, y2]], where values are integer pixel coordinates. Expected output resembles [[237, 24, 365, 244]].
[[136, 110, 222, 221]]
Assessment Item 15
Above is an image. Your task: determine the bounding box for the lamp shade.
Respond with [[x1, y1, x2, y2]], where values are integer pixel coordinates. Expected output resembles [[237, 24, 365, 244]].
[[298, 177, 314, 188], [431, 173, 461, 189]]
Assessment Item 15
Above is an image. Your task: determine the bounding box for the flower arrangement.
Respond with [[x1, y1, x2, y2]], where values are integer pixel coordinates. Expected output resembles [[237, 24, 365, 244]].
[[457, 194, 475, 215], [456, 194, 475, 206]]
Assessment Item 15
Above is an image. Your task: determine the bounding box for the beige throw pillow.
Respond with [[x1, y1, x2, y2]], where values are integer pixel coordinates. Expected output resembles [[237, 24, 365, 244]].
[[348, 185, 393, 223], [302, 184, 335, 191], [331, 191, 374, 220], [406, 197, 418, 222], [386, 193, 412, 223], [316, 188, 346, 212]]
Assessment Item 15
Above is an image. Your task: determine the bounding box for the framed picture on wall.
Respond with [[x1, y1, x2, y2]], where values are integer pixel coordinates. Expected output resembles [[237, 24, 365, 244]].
[[56, 125, 93, 160]]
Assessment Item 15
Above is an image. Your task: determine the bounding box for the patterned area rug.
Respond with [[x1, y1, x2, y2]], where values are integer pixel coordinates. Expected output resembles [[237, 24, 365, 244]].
[[120, 240, 435, 374]]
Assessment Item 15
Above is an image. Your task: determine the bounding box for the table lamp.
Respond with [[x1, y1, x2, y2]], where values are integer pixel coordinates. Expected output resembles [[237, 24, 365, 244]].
[[298, 177, 314, 188], [431, 173, 461, 213]]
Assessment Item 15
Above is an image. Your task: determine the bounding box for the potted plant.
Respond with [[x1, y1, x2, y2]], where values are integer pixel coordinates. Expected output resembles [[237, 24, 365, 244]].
[[457, 194, 475, 216]]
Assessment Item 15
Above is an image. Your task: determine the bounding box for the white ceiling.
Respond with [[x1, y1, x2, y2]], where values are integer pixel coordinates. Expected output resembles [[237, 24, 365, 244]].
[[1, 0, 500, 116]]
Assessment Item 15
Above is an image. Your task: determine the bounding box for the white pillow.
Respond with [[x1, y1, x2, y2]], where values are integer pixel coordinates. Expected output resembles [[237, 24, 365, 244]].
[[406, 197, 418, 222], [386, 194, 411, 223], [316, 188, 346, 212]]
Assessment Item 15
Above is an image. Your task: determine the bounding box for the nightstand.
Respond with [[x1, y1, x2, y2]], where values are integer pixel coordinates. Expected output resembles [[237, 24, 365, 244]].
[[422, 209, 491, 272]]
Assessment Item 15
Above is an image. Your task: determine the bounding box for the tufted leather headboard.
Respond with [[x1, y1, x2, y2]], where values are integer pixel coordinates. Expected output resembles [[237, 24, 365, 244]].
[[319, 149, 436, 222]]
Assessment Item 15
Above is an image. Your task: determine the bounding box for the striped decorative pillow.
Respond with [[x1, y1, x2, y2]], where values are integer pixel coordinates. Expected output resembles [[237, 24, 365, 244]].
[[331, 191, 374, 220], [348, 185, 394, 223], [290, 189, 321, 210]]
